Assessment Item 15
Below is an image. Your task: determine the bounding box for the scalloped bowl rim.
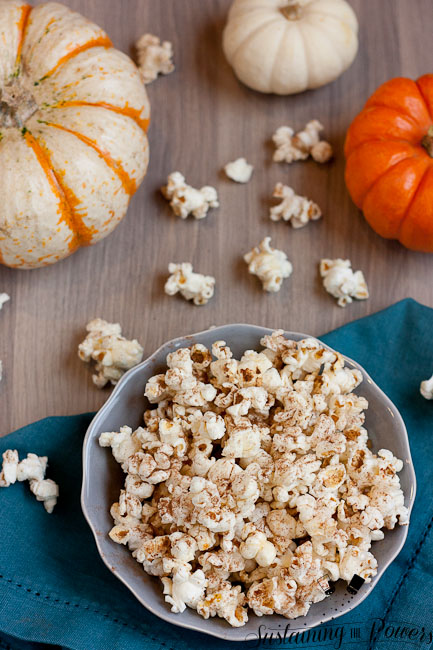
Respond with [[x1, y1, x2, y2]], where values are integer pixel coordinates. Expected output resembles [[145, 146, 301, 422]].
[[81, 324, 416, 642]]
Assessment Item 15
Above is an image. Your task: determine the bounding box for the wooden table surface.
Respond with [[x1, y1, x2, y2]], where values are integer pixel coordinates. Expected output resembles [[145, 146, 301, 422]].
[[1, 0, 433, 435]]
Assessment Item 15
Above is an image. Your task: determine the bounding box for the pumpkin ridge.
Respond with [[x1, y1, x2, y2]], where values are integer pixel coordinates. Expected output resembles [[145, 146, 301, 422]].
[[37, 36, 112, 81], [52, 100, 149, 134], [299, 18, 344, 74], [24, 131, 95, 247], [415, 81, 433, 123], [15, 4, 32, 68], [345, 137, 419, 159], [349, 151, 414, 207], [230, 17, 282, 63], [364, 102, 424, 129], [269, 22, 290, 91], [303, 15, 349, 66], [344, 103, 423, 155], [44, 121, 137, 196], [396, 164, 432, 240]]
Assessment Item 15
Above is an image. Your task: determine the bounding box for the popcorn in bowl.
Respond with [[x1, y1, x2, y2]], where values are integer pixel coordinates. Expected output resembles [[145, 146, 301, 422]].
[[99, 332, 408, 627]]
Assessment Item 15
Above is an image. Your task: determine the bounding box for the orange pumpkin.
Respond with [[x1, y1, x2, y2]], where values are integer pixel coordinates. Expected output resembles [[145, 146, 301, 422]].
[[345, 74, 433, 252]]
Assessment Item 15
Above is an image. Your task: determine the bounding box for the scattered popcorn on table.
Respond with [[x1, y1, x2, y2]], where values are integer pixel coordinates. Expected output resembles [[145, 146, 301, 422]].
[[420, 374, 433, 400], [320, 259, 369, 308], [78, 319, 144, 388], [273, 121, 333, 165], [161, 172, 219, 220], [270, 183, 322, 229], [0, 293, 10, 310], [165, 263, 215, 306], [99, 332, 408, 626], [135, 33, 174, 84], [244, 237, 293, 292], [224, 158, 254, 183], [0, 450, 58, 512]]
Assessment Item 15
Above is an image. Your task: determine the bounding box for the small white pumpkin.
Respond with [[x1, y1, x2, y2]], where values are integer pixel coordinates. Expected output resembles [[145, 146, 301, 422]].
[[0, 1, 150, 269], [223, 0, 359, 95]]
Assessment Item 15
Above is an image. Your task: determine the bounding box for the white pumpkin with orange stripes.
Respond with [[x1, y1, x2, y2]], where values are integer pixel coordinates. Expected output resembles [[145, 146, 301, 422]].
[[0, 0, 150, 268]]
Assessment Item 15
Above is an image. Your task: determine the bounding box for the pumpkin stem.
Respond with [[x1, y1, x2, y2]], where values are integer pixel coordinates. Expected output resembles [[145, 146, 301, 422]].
[[280, 2, 301, 20], [422, 126, 433, 158], [0, 78, 38, 129]]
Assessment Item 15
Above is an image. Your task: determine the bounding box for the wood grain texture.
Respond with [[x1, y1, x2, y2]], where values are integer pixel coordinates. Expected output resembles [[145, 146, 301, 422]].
[[1, 0, 433, 434]]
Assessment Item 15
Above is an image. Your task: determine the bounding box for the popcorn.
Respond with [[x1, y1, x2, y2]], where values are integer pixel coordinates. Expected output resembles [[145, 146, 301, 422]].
[[244, 237, 293, 292], [161, 172, 219, 220], [17, 453, 48, 482], [100, 333, 408, 627], [170, 532, 198, 562], [0, 293, 10, 310], [338, 546, 377, 582], [273, 120, 333, 164], [270, 183, 322, 229], [197, 582, 248, 627], [109, 523, 152, 550], [162, 566, 207, 614], [420, 373, 433, 400], [224, 157, 254, 183], [78, 318, 144, 388], [248, 573, 298, 617], [99, 426, 142, 468], [190, 411, 226, 441], [165, 263, 215, 306], [0, 449, 18, 487], [135, 33, 174, 84], [240, 530, 277, 567], [29, 479, 59, 514], [222, 419, 262, 459], [320, 259, 369, 308], [0, 449, 58, 512]]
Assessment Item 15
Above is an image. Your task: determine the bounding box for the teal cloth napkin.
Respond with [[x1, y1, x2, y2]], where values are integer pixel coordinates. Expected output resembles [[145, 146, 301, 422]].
[[1, 298, 433, 650]]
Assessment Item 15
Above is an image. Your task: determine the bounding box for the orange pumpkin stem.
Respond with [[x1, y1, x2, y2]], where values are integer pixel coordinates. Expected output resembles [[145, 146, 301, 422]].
[[0, 77, 38, 128], [280, 2, 301, 20], [421, 126, 433, 158]]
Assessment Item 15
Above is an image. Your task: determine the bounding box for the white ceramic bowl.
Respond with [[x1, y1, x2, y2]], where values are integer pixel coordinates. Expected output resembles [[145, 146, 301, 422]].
[[81, 325, 416, 642]]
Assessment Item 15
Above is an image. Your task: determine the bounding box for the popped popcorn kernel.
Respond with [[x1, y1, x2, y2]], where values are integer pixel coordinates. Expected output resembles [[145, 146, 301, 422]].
[[161, 172, 219, 220], [420, 373, 433, 400], [270, 183, 322, 229], [273, 121, 333, 165], [244, 237, 293, 293], [165, 263, 215, 306], [320, 259, 369, 308], [78, 318, 143, 388], [0, 293, 10, 310], [0, 449, 18, 487], [224, 157, 254, 183], [0, 449, 58, 512], [135, 33, 174, 84]]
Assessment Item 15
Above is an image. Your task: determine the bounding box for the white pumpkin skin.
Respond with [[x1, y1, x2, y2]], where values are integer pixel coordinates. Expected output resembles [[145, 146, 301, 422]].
[[0, 1, 150, 269], [223, 0, 359, 95]]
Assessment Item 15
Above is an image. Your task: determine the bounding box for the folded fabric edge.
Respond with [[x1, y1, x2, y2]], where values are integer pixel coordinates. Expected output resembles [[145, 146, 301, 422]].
[[320, 297, 429, 340], [1, 413, 96, 441]]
